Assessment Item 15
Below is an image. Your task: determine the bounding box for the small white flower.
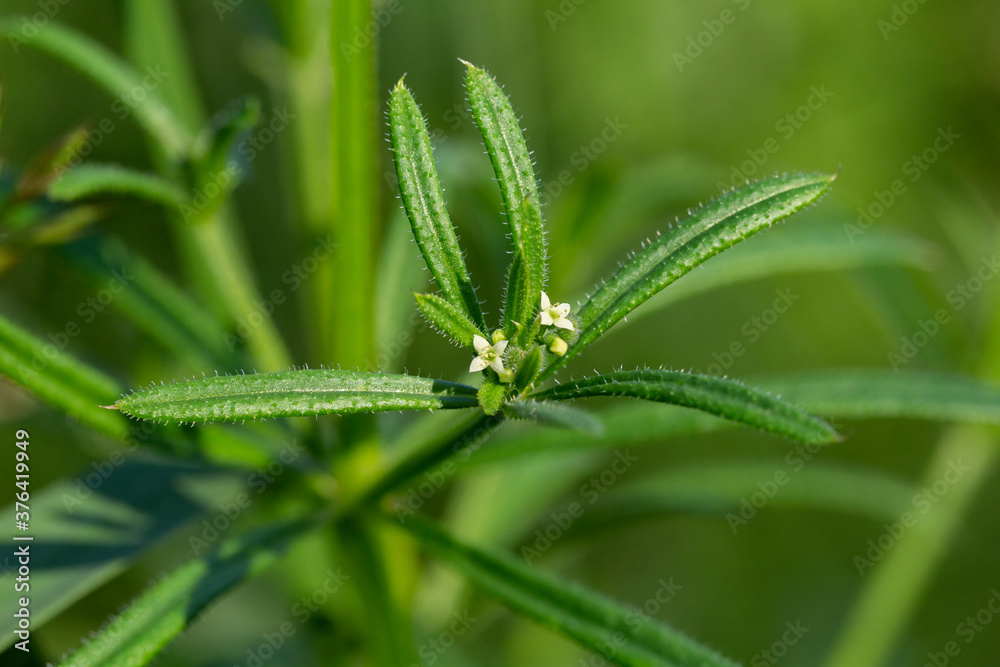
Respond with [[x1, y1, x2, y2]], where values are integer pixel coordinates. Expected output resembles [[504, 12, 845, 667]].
[[539, 291, 574, 330], [470, 334, 508, 374]]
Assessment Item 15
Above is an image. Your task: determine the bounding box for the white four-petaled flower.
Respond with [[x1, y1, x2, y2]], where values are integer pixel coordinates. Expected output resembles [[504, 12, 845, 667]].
[[539, 291, 574, 330], [470, 335, 508, 374]]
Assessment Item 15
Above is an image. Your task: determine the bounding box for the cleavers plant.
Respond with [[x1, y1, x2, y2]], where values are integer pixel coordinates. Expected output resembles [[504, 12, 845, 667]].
[[4, 6, 1000, 667]]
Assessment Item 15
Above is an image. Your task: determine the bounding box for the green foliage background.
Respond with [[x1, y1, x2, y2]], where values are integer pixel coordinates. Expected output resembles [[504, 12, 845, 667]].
[[1, 1, 999, 665]]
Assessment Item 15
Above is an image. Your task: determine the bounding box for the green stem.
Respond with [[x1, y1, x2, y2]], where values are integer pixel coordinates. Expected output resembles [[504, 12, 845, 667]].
[[326, 0, 378, 368], [341, 412, 504, 516], [123, 0, 291, 371]]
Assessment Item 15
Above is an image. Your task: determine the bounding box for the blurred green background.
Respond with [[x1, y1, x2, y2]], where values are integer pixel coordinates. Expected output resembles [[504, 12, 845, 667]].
[[1, 1, 999, 665]]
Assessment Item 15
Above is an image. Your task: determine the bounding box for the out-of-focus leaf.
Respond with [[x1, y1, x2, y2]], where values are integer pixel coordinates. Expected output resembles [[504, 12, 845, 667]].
[[56, 515, 321, 667], [761, 370, 1000, 425], [502, 399, 605, 435], [375, 209, 430, 372], [567, 462, 916, 536], [0, 457, 242, 652], [0, 312, 125, 437], [536, 369, 838, 445], [49, 164, 187, 208], [394, 514, 737, 667], [0, 19, 191, 156]]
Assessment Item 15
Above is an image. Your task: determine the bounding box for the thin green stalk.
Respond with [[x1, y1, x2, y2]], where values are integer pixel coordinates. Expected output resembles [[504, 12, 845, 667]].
[[124, 0, 291, 371], [326, 0, 378, 368], [339, 412, 503, 517]]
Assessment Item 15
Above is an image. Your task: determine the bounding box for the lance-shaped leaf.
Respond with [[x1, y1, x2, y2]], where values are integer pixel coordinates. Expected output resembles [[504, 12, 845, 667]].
[[503, 399, 604, 435], [534, 369, 838, 445], [389, 80, 486, 329], [49, 164, 187, 208], [393, 514, 737, 667], [503, 199, 547, 342], [112, 369, 480, 423], [540, 172, 835, 380], [0, 312, 125, 437], [56, 517, 321, 667], [464, 61, 541, 247], [414, 292, 486, 349]]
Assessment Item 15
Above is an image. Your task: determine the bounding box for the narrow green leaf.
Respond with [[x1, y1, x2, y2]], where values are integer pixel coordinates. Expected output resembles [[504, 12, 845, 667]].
[[389, 80, 486, 329], [503, 400, 605, 435], [504, 200, 547, 342], [49, 164, 187, 207], [478, 376, 508, 416], [392, 514, 737, 667], [414, 292, 486, 349], [463, 61, 541, 247], [0, 312, 125, 437], [462, 370, 1000, 471], [536, 369, 838, 445], [541, 172, 835, 380], [113, 369, 480, 423], [512, 346, 542, 392], [57, 516, 321, 667], [0, 19, 191, 157]]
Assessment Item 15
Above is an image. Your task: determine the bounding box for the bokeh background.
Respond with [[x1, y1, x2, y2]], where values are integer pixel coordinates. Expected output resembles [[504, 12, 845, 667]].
[[2, 1, 999, 665]]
